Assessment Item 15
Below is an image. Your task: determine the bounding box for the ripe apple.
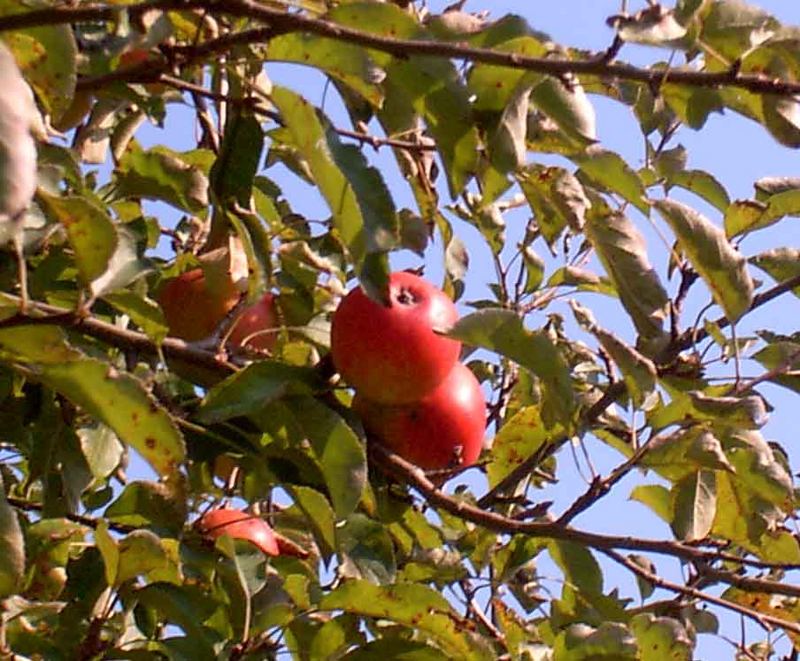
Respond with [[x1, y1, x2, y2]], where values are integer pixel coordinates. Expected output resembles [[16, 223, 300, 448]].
[[158, 267, 240, 342], [196, 507, 279, 556], [227, 292, 279, 352], [354, 362, 486, 471], [331, 271, 461, 404]]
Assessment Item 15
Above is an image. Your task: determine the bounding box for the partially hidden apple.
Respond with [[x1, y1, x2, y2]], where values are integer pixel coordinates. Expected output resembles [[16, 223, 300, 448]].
[[227, 292, 279, 352], [331, 271, 461, 404], [159, 269, 279, 351], [196, 507, 279, 556], [354, 362, 486, 471], [158, 267, 240, 342]]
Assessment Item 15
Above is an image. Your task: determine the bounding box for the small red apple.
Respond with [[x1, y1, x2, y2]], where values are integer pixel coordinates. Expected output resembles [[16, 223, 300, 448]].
[[158, 268, 240, 342], [227, 292, 279, 352], [331, 271, 461, 404], [354, 362, 486, 471], [196, 507, 279, 556]]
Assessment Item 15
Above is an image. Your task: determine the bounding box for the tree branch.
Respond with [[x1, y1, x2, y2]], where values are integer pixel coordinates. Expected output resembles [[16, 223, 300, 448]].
[[369, 441, 800, 578], [5, 0, 800, 99], [600, 548, 800, 636]]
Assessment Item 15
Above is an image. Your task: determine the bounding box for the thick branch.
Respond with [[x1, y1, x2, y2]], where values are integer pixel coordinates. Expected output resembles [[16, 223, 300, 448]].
[[1, 298, 236, 378], [370, 442, 800, 578], [5, 0, 800, 99]]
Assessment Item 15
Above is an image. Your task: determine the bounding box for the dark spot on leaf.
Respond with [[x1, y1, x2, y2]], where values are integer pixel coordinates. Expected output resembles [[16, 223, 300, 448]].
[[145, 437, 157, 449]]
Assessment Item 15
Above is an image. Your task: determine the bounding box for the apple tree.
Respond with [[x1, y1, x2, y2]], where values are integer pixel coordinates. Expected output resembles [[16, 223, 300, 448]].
[[1, 1, 800, 658]]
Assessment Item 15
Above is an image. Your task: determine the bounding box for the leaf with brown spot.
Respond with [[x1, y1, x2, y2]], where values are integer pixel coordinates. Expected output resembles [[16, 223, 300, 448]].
[[36, 358, 185, 477]]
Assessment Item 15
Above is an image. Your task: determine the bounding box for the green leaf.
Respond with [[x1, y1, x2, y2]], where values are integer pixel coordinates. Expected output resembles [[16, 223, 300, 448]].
[[0, 2, 76, 119], [723, 429, 792, 507], [751, 247, 800, 297], [103, 290, 168, 343], [671, 471, 716, 542], [662, 83, 724, 130], [135, 583, 220, 655], [267, 33, 383, 107], [574, 147, 649, 215], [0, 474, 24, 598], [517, 164, 591, 245], [584, 211, 669, 343], [115, 144, 210, 213], [270, 86, 396, 284], [115, 529, 176, 585], [488, 77, 536, 173], [467, 37, 548, 112], [548, 539, 603, 596], [655, 198, 754, 322], [320, 581, 493, 660], [530, 75, 597, 145], [448, 309, 575, 428], [285, 397, 366, 519], [762, 94, 800, 148], [486, 406, 560, 489], [723, 199, 768, 238], [753, 341, 800, 393], [198, 361, 321, 424], [553, 622, 637, 660], [631, 614, 693, 661], [615, 8, 687, 45], [210, 110, 264, 207], [77, 423, 125, 480], [337, 513, 396, 585], [37, 192, 118, 285], [668, 170, 730, 212], [38, 358, 185, 477], [342, 639, 448, 660], [630, 484, 672, 524], [105, 481, 185, 536], [699, 0, 779, 61], [688, 391, 767, 429], [627, 555, 656, 601], [570, 301, 658, 408], [289, 485, 337, 557]]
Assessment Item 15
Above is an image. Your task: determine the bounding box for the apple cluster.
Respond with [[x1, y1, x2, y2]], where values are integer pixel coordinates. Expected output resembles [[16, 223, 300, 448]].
[[158, 267, 279, 352], [331, 271, 486, 473]]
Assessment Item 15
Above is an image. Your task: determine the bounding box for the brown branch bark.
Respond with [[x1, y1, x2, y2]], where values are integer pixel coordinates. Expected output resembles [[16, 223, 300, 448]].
[[601, 548, 800, 636], [369, 442, 800, 580], [5, 0, 800, 99]]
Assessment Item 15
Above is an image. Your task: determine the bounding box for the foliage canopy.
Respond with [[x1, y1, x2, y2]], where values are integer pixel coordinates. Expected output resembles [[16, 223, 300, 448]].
[[0, 0, 800, 659]]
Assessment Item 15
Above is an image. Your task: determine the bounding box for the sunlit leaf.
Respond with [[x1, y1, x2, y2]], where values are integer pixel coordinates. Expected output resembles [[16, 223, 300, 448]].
[[553, 622, 637, 660], [574, 147, 649, 215], [630, 614, 692, 661], [530, 75, 597, 145], [655, 198, 754, 322], [630, 484, 672, 524], [750, 247, 800, 297], [448, 309, 575, 428], [0, 2, 76, 118], [115, 144, 210, 213], [584, 211, 669, 344], [321, 581, 494, 660], [38, 359, 185, 477], [671, 471, 716, 542], [486, 406, 560, 489], [37, 192, 118, 285]]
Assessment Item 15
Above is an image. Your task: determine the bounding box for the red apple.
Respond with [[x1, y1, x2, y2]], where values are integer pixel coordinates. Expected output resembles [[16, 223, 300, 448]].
[[227, 292, 279, 352], [331, 271, 461, 404], [354, 362, 486, 471], [196, 507, 279, 556], [158, 268, 239, 342]]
